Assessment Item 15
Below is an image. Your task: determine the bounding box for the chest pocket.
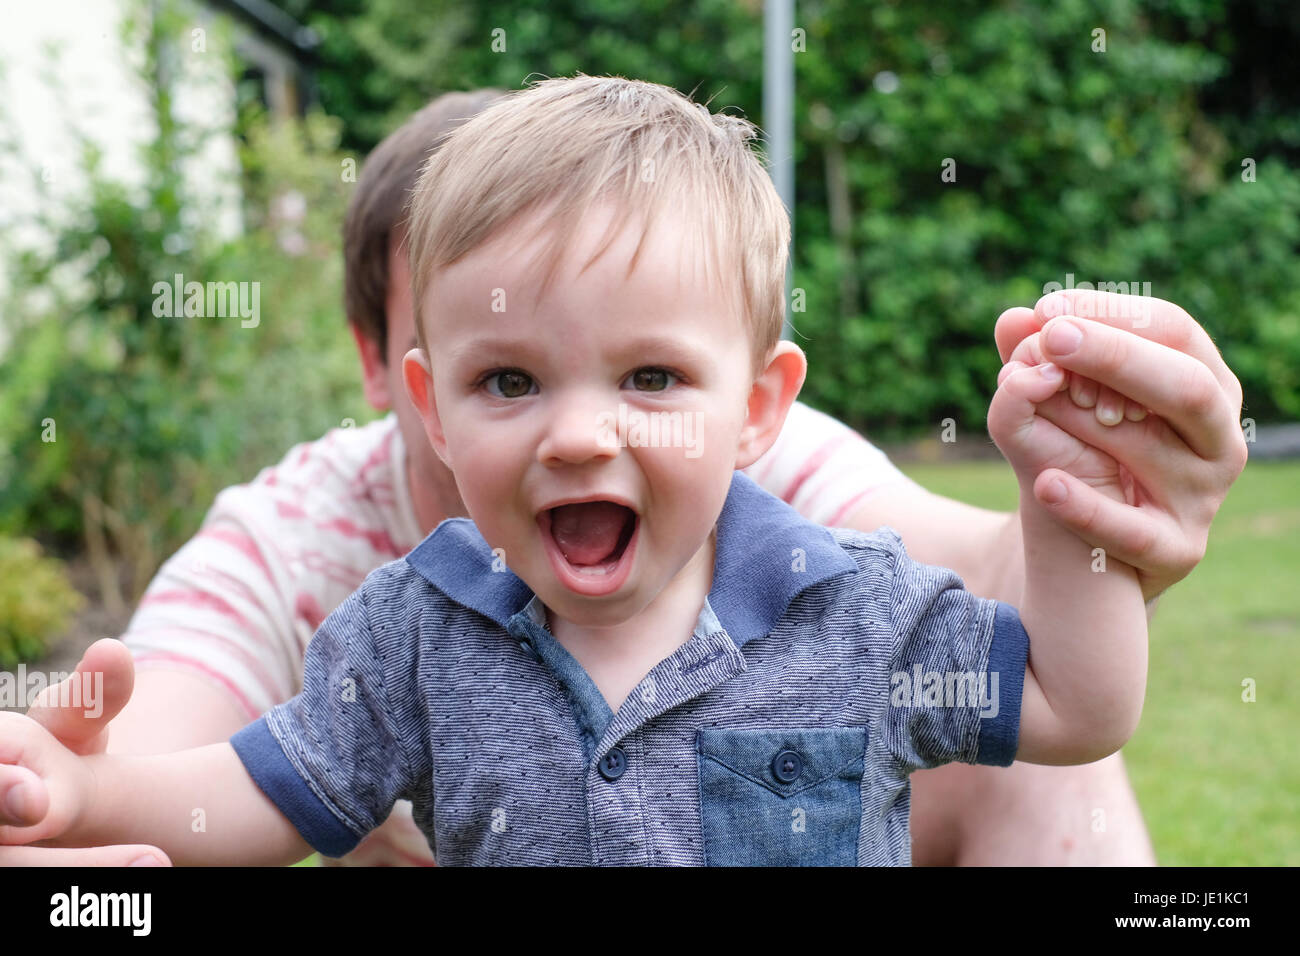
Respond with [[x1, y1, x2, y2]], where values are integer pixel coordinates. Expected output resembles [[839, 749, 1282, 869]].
[[696, 727, 867, 866]]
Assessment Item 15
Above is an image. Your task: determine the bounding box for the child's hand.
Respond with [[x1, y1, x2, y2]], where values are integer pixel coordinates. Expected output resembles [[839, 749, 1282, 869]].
[[0, 710, 95, 846], [987, 359, 1136, 511]]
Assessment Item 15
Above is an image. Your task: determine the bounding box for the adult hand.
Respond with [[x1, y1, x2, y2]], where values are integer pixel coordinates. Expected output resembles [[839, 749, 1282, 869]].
[[994, 290, 1248, 600], [0, 639, 170, 865]]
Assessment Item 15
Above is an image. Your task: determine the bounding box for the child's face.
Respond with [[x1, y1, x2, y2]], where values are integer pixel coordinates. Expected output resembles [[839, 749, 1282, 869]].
[[406, 203, 768, 627]]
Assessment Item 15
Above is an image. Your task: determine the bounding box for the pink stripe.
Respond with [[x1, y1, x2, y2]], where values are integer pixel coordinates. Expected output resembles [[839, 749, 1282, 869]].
[[198, 566, 280, 626], [296, 592, 326, 632], [354, 429, 395, 485], [274, 502, 401, 557], [826, 481, 906, 527], [130, 624, 286, 706], [197, 526, 273, 578], [319, 515, 402, 557], [292, 550, 375, 590], [139, 589, 255, 632], [781, 433, 853, 504], [132, 651, 260, 721], [276, 500, 309, 521]]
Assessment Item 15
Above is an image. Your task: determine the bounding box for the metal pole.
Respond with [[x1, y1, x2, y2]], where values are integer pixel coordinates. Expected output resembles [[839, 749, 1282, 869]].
[[764, 0, 795, 341]]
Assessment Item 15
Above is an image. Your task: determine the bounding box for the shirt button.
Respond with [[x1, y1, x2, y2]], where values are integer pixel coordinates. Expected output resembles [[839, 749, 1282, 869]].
[[598, 746, 628, 781], [518, 640, 537, 659], [771, 749, 803, 784]]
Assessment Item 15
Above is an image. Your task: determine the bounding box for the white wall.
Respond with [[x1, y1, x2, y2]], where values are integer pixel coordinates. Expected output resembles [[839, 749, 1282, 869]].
[[0, 0, 244, 299]]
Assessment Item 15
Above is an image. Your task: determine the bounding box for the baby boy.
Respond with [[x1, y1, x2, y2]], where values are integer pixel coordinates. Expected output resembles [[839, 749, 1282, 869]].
[[0, 76, 1147, 866]]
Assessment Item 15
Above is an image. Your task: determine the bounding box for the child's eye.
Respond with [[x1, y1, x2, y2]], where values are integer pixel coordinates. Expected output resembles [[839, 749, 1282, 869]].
[[481, 369, 536, 398], [624, 367, 679, 392]]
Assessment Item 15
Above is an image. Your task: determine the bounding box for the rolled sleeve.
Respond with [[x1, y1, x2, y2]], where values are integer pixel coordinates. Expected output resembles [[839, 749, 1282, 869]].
[[231, 717, 362, 857], [973, 601, 1028, 765]]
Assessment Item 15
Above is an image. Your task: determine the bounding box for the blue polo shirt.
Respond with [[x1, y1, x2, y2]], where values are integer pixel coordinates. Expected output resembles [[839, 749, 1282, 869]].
[[230, 470, 1028, 866]]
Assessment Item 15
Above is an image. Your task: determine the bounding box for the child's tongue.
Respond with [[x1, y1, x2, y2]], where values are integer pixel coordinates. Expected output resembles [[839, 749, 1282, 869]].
[[550, 502, 630, 566]]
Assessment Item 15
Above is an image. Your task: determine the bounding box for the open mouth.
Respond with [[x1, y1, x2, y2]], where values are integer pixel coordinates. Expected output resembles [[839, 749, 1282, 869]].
[[537, 500, 639, 595]]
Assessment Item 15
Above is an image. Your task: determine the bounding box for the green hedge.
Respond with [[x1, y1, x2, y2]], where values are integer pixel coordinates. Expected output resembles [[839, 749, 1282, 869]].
[[298, 0, 1300, 437], [0, 537, 84, 669]]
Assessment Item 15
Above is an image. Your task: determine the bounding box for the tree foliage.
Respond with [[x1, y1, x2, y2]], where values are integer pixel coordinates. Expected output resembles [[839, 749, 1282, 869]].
[[280, 0, 1300, 434]]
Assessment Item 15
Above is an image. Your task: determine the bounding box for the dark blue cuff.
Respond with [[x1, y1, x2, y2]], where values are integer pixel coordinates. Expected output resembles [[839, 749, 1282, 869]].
[[230, 718, 362, 858], [974, 601, 1028, 766]]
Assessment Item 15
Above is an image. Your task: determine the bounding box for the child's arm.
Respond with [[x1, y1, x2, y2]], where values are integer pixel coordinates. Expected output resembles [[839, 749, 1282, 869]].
[[0, 712, 312, 865], [987, 361, 1149, 765]]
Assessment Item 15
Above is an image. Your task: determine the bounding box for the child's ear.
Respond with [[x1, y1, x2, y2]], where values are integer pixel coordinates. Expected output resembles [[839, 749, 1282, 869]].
[[402, 348, 452, 466], [735, 341, 808, 470]]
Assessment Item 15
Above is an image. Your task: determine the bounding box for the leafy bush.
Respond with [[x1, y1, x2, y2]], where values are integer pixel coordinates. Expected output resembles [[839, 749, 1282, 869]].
[[288, 0, 1300, 437], [0, 537, 84, 669]]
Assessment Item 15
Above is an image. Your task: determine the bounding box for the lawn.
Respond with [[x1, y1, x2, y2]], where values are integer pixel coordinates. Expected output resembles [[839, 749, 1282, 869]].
[[899, 457, 1300, 866]]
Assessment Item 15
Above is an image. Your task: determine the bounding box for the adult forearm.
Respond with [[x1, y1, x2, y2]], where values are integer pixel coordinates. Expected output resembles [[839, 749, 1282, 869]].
[[972, 509, 1026, 605], [926, 502, 1160, 628], [844, 486, 1025, 603], [106, 669, 257, 755]]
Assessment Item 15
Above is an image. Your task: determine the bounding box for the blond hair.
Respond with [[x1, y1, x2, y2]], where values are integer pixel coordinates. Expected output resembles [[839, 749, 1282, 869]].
[[406, 75, 789, 377]]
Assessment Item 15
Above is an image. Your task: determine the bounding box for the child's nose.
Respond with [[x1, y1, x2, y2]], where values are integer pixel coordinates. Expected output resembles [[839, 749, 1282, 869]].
[[536, 391, 621, 467]]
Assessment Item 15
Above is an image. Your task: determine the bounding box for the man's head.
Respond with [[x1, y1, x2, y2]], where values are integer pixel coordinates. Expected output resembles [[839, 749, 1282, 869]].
[[399, 76, 806, 626], [345, 88, 506, 369], [344, 88, 506, 525]]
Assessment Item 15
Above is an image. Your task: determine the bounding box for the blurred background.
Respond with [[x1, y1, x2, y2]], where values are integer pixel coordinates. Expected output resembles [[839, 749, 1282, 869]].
[[0, 0, 1296, 864]]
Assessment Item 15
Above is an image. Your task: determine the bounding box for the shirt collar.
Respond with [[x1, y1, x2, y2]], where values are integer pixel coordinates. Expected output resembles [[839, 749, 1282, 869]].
[[405, 470, 858, 647]]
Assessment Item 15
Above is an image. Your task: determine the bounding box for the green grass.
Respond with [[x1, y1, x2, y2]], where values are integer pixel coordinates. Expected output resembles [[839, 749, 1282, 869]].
[[899, 458, 1300, 865]]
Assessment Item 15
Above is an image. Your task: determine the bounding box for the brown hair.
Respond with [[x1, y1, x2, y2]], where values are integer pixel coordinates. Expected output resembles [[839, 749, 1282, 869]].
[[406, 75, 789, 379], [343, 89, 506, 360]]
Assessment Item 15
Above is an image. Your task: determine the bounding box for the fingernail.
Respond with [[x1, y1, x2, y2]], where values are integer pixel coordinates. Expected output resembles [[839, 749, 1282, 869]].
[[1046, 318, 1083, 355], [1040, 293, 1069, 318], [1096, 400, 1123, 426], [1039, 362, 1064, 384], [5, 784, 27, 819], [1072, 376, 1098, 409], [1041, 478, 1068, 504], [129, 854, 165, 866], [1126, 404, 1147, 422]]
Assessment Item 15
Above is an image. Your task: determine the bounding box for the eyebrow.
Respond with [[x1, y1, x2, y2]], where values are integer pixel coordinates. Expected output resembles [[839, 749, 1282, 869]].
[[445, 334, 713, 369]]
